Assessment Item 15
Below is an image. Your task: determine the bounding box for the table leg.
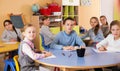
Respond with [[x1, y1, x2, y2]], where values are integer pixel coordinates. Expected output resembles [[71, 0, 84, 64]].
[[62, 68, 69, 71]]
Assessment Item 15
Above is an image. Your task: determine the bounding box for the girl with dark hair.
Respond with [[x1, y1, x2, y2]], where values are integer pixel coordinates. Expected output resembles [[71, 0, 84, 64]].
[[81, 17, 104, 46], [100, 15, 110, 37], [1, 19, 23, 59], [1, 19, 22, 42]]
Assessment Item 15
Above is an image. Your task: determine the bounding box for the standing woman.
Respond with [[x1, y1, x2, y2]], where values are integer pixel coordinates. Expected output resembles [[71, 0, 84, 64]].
[[1, 20, 22, 58], [100, 15, 110, 37], [1, 20, 22, 42], [81, 17, 104, 46]]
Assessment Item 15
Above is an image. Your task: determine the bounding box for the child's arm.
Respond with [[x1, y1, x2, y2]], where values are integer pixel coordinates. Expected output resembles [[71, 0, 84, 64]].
[[42, 51, 52, 57], [1, 30, 10, 42], [96, 35, 109, 51], [93, 29, 104, 42], [22, 44, 45, 60], [41, 27, 55, 40]]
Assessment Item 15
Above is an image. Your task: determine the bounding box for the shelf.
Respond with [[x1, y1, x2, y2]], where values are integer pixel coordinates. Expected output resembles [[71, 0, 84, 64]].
[[63, 15, 78, 17]]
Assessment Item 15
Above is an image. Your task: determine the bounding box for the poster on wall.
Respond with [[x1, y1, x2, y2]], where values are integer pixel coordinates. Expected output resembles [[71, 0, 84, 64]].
[[114, 0, 120, 20], [62, 0, 80, 6]]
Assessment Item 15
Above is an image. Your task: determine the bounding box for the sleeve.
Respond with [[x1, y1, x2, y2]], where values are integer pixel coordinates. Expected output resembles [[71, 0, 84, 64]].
[[80, 30, 89, 39], [76, 34, 86, 47], [1, 30, 9, 42], [96, 35, 109, 49], [41, 27, 55, 40], [93, 29, 104, 42], [22, 43, 45, 60], [50, 33, 63, 50]]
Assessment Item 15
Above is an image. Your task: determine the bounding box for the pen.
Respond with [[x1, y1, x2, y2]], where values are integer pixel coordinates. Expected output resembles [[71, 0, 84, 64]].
[[68, 54, 72, 57], [62, 53, 65, 56]]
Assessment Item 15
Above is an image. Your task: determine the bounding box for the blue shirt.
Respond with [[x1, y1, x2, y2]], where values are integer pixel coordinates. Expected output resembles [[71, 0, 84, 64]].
[[50, 31, 85, 49], [81, 28, 104, 42]]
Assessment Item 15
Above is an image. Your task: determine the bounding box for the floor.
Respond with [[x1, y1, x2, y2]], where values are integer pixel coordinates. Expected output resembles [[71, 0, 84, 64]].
[[0, 54, 4, 71]]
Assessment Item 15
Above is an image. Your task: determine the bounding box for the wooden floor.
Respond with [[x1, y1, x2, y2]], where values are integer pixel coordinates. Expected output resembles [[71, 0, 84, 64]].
[[0, 54, 4, 71]]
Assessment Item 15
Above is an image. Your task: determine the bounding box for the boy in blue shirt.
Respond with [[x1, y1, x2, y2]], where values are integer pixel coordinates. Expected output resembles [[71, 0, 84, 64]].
[[50, 17, 86, 50]]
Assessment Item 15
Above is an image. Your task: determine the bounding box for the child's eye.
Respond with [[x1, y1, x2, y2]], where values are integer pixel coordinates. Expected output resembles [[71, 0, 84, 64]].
[[32, 31, 36, 33]]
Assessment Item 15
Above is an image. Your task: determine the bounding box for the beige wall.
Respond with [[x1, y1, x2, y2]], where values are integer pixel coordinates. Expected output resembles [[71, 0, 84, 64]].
[[79, 0, 100, 30], [0, 0, 61, 36]]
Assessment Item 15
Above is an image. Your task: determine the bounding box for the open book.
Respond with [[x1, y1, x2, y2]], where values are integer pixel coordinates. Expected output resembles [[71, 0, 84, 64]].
[[92, 48, 120, 53]]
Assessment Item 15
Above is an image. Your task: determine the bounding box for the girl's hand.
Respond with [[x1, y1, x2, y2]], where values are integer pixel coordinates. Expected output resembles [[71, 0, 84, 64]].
[[98, 47, 107, 51], [10, 39, 17, 42], [44, 51, 52, 57]]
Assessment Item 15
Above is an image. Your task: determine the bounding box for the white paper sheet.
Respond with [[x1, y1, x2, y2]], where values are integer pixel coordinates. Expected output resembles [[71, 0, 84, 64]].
[[4, 42, 17, 44], [44, 55, 56, 59]]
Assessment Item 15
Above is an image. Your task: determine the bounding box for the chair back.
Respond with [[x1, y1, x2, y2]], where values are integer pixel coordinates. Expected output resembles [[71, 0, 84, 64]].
[[13, 55, 20, 71], [39, 34, 44, 51], [40, 34, 49, 49]]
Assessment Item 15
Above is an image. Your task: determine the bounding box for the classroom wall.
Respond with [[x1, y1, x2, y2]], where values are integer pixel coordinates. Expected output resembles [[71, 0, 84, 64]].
[[100, 0, 114, 24], [79, 0, 100, 30], [0, 0, 61, 36]]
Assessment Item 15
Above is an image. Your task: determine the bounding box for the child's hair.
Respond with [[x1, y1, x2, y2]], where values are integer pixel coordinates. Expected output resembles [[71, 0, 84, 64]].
[[3, 19, 16, 32], [4, 19, 21, 42], [23, 24, 34, 32], [40, 16, 49, 26], [90, 17, 100, 35], [100, 15, 108, 25], [110, 20, 120, 30], [3, 20, 12, 27], [41, 16, 49, 21], [63, 17, 74, 25]]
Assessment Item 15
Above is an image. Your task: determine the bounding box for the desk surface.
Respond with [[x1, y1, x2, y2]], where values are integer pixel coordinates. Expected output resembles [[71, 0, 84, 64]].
[[0, 42, 19, 53], [36, 47, 120, 70]]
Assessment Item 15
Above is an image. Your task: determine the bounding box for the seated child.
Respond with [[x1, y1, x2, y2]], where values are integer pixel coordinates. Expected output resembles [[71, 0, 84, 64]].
[[100, 15, 110, 37], [1, 20, 22, 42], [96, 20, 120, 71], [50, 17, 86, 50], [1, 20, 23, 58], [40, 16, 56, 48], [18, 24, 52, 71], [97, 20, 120, 52], [81, 17, 104, 46]]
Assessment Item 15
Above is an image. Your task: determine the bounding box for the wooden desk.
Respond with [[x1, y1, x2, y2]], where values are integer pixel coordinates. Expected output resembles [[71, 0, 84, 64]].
[[0, 42, 19, 53], [35, 47, 120, 71]]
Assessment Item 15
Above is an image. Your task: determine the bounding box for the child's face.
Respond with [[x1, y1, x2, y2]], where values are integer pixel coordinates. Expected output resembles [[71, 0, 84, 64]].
[[4, 22, 13, 31], [23, 26, 36, 41], [64, 20, 74, 34], [111, 25, 120, 38], [90, 19, 98, 28], [100, 17, 107, 25], [43, 18, 50, 26]]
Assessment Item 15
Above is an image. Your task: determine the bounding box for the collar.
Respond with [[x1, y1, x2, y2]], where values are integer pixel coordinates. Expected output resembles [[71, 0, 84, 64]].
[[23, 38, 34, 48]]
